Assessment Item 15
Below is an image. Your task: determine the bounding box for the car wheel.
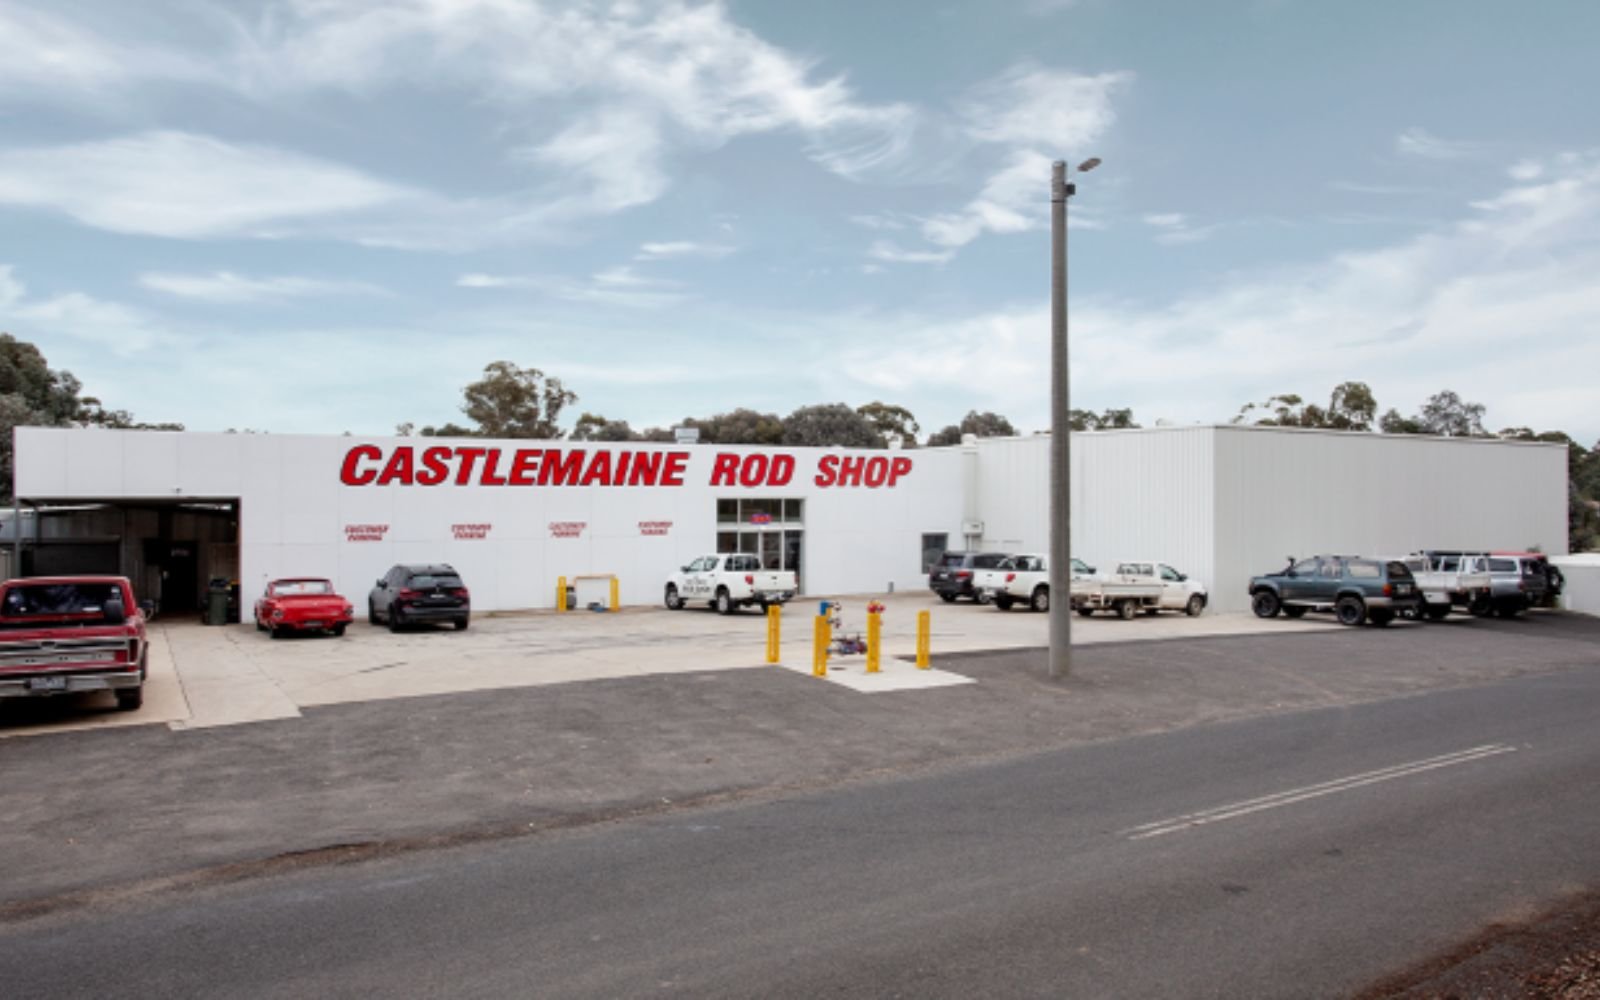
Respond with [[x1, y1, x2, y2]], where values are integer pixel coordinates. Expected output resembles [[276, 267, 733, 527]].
[[269, 624, 284, 639], [388, 606, 404, 632], [665, 585, 683, 611], [255, 615, 267, 633], [1368, 609, 1394, 627], [715, 589, 734, 615], [975, 591, 992, 605], [1335, 596, 1366, 626], [1185, 594, 1205, 617], [1283, 606, 1309, 618], [115, 686, 143, 712], [939, 593, 957, 603], [331, 623, 347, 637], [454, 618, 470, 631], [993, 596, 1013, 611], [1116, 600, 1137, 621], [1425, 605, 1450, 621], [1469, 593, 1493, 617], [369, 599, 380, 625], [1251, 590, 1281, 618], [1030, 587, 1049, 613]]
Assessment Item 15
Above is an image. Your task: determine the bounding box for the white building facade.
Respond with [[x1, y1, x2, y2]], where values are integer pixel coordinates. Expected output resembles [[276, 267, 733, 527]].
[[11, 426, 1569, 615]]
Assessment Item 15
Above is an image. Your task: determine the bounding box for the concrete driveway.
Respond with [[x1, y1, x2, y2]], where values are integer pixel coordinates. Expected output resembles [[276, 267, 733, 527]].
[[2, 591, 1340, 737]]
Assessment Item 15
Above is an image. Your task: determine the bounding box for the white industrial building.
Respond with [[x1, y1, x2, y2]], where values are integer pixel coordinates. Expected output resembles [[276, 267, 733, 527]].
[[1551, 553, 1600, 617], [8, 425, 1569, 616]]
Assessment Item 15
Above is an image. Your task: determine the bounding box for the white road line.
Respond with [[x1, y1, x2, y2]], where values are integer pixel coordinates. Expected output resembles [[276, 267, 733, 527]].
[[1125, 743, 1519, 840]]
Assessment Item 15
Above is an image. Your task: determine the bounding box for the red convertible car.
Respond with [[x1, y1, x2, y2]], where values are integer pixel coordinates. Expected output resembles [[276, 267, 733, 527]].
[[255, 578, 354, 638]]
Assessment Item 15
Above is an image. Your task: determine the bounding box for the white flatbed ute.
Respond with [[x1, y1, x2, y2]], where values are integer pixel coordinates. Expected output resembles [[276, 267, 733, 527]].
[[1071, 561, 1208, 620]]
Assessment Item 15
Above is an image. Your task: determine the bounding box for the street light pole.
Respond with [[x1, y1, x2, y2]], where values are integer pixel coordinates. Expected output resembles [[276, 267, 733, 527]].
[[1049, 157, 1096, 680], [1049, 161, 1072, 680]]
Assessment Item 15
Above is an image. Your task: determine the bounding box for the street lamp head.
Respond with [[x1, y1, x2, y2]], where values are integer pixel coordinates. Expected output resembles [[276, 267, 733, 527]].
[[1077, 157, 1102, 173]]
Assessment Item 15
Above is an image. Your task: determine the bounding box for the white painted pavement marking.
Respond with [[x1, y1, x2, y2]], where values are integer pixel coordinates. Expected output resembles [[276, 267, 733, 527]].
[[1124, 743, 1519, 840]]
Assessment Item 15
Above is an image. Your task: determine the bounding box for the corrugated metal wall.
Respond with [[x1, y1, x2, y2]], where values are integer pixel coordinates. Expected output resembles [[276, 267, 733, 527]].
[[973, 428, 1217, 588], [1212, 427, 1568, 612], [974, 427, 1568, 615]]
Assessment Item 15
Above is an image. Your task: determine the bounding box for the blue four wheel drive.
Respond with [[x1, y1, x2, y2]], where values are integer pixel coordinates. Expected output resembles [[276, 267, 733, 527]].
[[1249, 555, 1422, 627]]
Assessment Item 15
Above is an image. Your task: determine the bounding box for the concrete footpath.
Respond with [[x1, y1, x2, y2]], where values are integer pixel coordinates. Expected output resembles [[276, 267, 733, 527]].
[[0, 612, 1596, 919]]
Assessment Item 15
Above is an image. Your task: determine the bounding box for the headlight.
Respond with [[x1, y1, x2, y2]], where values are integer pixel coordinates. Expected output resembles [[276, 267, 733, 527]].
[[272, 609, 285, 619]]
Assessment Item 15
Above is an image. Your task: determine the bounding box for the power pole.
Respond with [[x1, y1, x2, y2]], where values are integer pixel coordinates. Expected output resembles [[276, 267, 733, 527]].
[[1049, 161, 1073, 680]]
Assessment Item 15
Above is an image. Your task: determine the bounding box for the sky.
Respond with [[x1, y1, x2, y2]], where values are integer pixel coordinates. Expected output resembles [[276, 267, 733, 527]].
[[1, 0, 1597, 444]]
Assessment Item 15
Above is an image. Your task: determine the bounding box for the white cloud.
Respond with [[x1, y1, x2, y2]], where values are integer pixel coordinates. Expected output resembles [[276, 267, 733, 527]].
[[1396, 127, 1480, 161], [1142, 213, 1185, 228], [1508, 160, 1545, 182], [456, 270, 688, 308], [0, 5, 215, 98], [866, 241, 954, 265], [520, 106, 669, 216], [920, 149, 1055, 248], [957, 64, 1130, 148], [0, 131, 415, 239], [825, 155, 1600, 440], [635, 241, 737, 260], [138, 271, 384, 303], [0, 265, 175, 354]]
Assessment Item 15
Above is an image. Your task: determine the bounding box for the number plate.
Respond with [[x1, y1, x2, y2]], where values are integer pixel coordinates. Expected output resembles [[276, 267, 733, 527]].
[[303, 621, 324, 628], [28, 675, 68, 692]]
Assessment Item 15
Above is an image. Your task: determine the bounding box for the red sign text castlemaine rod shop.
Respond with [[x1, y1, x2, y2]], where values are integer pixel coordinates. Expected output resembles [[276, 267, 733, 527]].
[[339, 445, 916, 490]]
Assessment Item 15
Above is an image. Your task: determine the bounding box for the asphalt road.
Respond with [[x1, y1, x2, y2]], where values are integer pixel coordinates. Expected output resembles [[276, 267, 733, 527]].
[[4, 661, 1598, 999]]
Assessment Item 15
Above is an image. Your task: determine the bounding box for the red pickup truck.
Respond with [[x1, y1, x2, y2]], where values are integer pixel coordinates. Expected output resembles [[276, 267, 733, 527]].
[[0, 576, 148, 712]]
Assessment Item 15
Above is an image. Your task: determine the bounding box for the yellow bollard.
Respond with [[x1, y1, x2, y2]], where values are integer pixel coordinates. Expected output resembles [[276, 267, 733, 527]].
[[766, 604, 781, 664], [866, 611, 881, 673], [813, 614, 829, 677], [609, 577, 620, 612], [916, 609, 930, 668], [557, 576, 567, 613]]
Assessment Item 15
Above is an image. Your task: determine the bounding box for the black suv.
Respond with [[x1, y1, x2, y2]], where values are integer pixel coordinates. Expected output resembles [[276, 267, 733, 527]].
[[929, 551, 1010, 603], [368, 564, 471, 632], [1249, 554, 1421, 627]]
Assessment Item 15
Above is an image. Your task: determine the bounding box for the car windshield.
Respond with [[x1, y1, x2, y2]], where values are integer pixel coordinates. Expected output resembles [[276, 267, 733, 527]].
[[2, 582, 123, 617], [938, 554, 967, 568], [274, 580, 333, 596], [408, 574, 463, 589]]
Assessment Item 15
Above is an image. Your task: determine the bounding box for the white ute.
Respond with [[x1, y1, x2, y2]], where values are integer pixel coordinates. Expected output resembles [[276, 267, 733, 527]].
[[986, 555, 1097, 612], [1071, 561, 1208, 620], [665, 554, 798, 615]]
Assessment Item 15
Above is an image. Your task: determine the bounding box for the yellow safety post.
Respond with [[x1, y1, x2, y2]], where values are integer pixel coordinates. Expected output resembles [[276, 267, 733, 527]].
[[609, 577, 620, 612], [916, 609, 931, 668], [812, 614, 829, 677], [766, 604, 781, 664], [557, 576, 567, 613], [866, 610, 881, 673]]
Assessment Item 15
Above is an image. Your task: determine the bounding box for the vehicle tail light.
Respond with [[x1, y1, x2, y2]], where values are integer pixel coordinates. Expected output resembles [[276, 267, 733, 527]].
[[957, 571, 972, 579], [1382, 583, 1393, 597], [399, 589, 422, 599], [127, 638, 140, 667], [744, 574, 754, 585], [1006, 573, 1016, 583], [452, 588, 470, 599]]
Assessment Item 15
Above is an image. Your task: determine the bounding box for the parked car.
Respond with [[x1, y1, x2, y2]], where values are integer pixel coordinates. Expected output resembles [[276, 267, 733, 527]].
[[986, 555, 1096, 612], [0, 576, 148, 711], [1249, 555, 1421, 627], [929, 551, 1011, 603], [255, 578, 354, 638], [1072, 561, 1209, 619], [1483, 552, 1552, 617], [1404, 552, 1493, 620], [664, 554, 797, 614], [368, 564, 471, 632]]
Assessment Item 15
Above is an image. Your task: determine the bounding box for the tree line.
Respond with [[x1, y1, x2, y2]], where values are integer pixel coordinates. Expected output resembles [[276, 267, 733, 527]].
[[1, 336, 1595, 549]]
